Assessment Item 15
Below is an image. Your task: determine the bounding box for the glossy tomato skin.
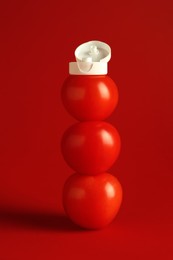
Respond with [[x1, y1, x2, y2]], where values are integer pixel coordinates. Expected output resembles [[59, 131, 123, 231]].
[[61, 75, 119, 121], [61, 121, 121, 175], [63, 172, 123, 229]]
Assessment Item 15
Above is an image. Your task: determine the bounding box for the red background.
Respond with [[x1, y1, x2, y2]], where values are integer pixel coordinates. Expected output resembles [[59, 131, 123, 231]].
[[0, 0, 173, 259]]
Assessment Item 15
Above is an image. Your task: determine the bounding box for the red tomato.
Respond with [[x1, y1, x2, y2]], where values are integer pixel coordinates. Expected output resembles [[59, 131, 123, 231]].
[[61, 121, 121, 175], [61, 75, 119, 121], [63, 172, 123, 229]]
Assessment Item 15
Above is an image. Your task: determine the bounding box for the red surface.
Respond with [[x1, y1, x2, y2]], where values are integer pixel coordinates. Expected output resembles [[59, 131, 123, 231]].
[[0, 0, 173, 259], [63, 173, 122, 229], [61, 121, 121, 174], [61, 75, 119, 121]]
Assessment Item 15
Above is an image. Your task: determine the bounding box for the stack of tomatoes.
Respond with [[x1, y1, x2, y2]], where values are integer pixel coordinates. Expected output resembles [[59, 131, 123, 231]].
[[61, 75, 122, 229]]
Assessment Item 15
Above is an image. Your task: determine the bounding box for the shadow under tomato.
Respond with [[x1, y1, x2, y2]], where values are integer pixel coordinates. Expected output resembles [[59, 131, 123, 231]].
[[0, 208, 83, 232]]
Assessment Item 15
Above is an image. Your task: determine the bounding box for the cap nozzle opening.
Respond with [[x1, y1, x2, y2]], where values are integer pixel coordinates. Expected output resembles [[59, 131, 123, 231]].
[[69, 40, 111, 75]]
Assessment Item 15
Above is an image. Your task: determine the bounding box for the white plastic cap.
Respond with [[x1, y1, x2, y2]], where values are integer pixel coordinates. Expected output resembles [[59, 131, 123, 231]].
[[69, 40, 111, 75]]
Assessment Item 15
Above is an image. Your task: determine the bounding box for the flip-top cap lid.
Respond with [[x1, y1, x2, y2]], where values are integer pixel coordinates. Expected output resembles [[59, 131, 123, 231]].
[[69, 40, 111, 75]]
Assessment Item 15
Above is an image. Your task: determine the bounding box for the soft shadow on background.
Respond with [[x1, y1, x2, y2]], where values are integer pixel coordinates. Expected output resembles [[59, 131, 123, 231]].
[[0, 207, 82, 232]]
